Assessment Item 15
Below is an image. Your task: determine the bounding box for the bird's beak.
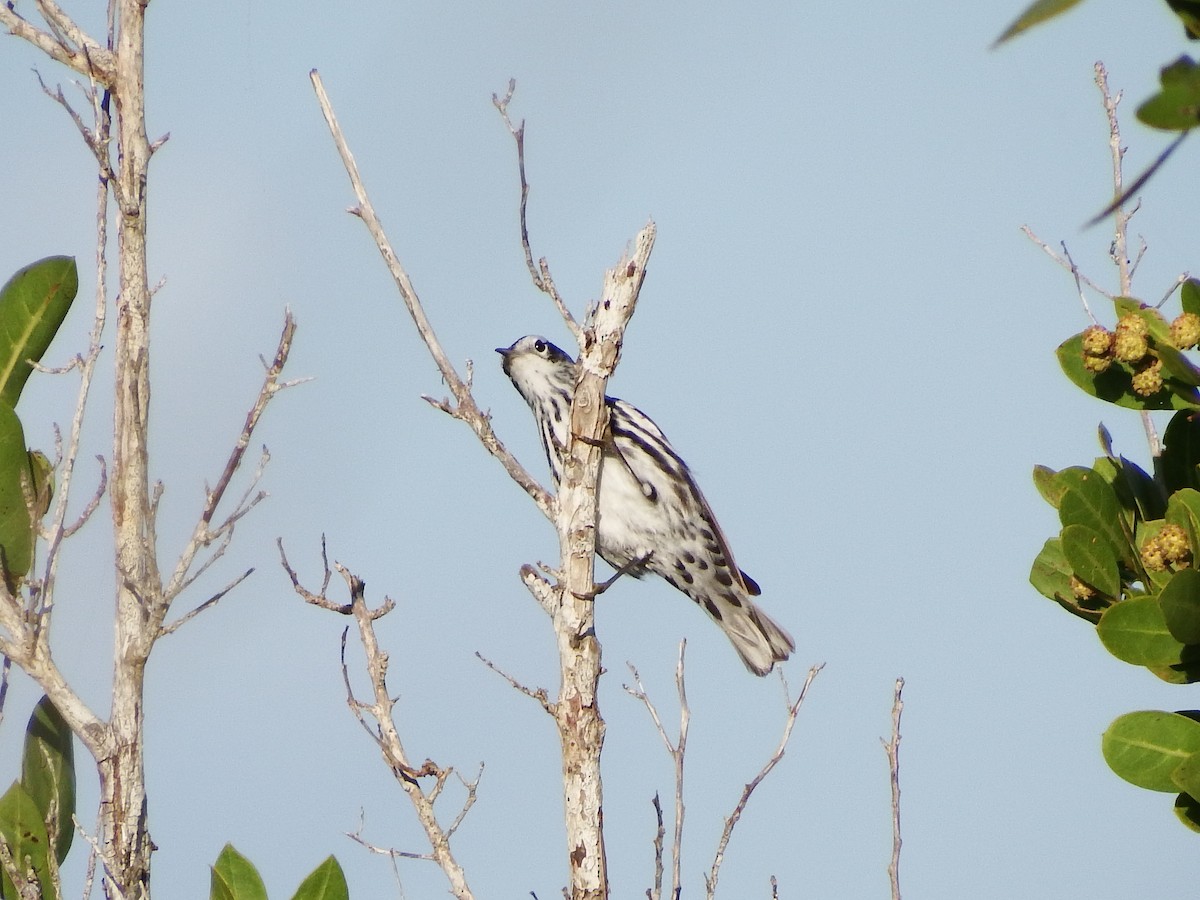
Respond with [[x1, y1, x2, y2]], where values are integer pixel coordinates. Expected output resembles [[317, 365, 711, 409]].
[[495, 346, 509, 357]]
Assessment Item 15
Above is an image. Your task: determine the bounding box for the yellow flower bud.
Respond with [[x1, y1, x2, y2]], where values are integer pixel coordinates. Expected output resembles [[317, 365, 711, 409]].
[[1172, 312, 1200, 350]]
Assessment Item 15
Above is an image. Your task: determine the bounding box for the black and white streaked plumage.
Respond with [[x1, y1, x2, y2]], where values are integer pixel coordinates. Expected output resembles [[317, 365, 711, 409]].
[[496, 335, 794, 676]]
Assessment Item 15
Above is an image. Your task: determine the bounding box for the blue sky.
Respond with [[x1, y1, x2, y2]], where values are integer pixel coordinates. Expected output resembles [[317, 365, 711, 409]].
[[4, 1, 1200, 897]]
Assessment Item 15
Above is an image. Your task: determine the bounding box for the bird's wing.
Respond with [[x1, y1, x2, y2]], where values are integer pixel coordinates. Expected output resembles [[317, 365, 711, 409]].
[[607, 398, 760, 596]]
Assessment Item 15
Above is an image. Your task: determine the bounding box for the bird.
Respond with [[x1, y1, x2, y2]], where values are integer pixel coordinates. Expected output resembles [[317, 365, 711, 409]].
[[496, 335, 794, 675]]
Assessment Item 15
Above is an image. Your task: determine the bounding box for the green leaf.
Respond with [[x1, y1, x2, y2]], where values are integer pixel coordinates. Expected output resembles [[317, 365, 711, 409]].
[[1149, 662, 1200, 683], [1158, 341, 1200, 387], [1176, 791, 1200, 831], [1089, 456, 1137, 533], [1058, 472, 1134, 568], [0, 780, 54, 900], [1138, 56, 1200, 130], [1182, 278, 1200, 317], [1056, 334, 1200, 410], [1172, 747, 1200, 799], [1118, 455, 1165, 522], [291, 856, 349, 900], [1166, 0, 1200, 38], [1033, 464, 1065, 508], [1162, 410, 1200, 493], [212, 844, 268, 900], [1097, 596, 1188, 665], [0, 257, 78, 409], [211, 868, 237, 900], [1030, 537, 1102, 619], [0, 404, 37, 585], [20, 696, 75, 863], [993, 0, 1087, 46], [1103, 710, 1200, 791], [1061, 523, 1120, 598], [1159, 569, 1200, 644], [27, 450, 53, 522]]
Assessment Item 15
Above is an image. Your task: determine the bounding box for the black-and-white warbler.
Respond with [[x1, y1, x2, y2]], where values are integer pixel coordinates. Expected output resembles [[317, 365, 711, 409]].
[[497, 335, 794, 675]]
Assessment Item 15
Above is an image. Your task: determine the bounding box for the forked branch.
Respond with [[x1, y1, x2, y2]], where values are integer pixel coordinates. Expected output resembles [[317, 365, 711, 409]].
[[308, 69, 552, 519], [278, 538, 477, 899], [705, 664, 823, 899], [491, 78, 579, 339]]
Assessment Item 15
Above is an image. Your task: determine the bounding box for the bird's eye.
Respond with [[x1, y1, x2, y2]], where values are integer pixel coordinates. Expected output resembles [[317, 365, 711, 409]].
[[534, 339, 546, 354]]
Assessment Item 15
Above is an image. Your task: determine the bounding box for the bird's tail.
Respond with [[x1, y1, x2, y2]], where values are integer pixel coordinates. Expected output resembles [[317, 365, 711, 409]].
[[710, 593, 794, 676]]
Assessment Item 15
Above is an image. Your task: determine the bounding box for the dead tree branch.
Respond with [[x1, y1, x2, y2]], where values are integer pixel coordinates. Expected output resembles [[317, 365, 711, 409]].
[[163, 312, 297, 610], [308, 69, 553, 519], [705, 664, 823, 899], [882, 677, 904, 900], [310, 67, 657, 899], [279, 541, 477, 899], [491, 78, 579, 339], [626, 642, 689, 900]]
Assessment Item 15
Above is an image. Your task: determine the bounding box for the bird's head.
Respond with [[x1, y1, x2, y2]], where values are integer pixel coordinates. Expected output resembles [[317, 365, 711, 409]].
[[496, 335, 577, 404]]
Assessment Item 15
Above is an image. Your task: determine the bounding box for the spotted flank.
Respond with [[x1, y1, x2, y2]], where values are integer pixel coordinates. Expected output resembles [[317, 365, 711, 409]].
[[497, 335, 794, 676]]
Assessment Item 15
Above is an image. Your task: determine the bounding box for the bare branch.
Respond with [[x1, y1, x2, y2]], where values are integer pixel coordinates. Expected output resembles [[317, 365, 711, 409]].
[[1019, 227, 1109, 320], [37, 59, 113, 622], [646, 794, 665, 900], [347, 823, 433, 862], [881, 677, 905, 900], [705, 663, 824, 899], [60, 457, 106, 538], [1095, 62, 1133, 297], [550, 221, 655, 900], [445, 764, 484, 838], [158, 567, 255, 637], [309, 69, 554, 520], [0, 4, 115, 84], [1157, 272, 1190, 309], [0, 654, 10, 733], [278, 538, 352, 615], [475, 651, 554, 714], [283, 541, 475, 898], [491, 79, 579, 338], [164, 312, 296, 606], [625, 642, 689, 900], [32, 68, 115, 182], [519, 563, 560, 618]]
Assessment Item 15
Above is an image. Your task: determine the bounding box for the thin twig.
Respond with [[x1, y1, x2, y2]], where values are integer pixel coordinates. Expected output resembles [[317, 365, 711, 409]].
[[76, 815, 98, 900], [158, 567, 255, 637], [475, 651, 554, 714], [163, 312, 297, 606], [347, 823, 433, 861], [1020, 227, 1111, 316], [1157, 272, 1189, 309], [705, 663, 824, 899], [309, 69, 553, 520], [0, 655, 10, 734], [882, 677, 905, 900], [1092, 65, 1165, 459], [646, 793, 665, 900], [37, 53, 113, 625], [491, 78, 579, 339], [1095, 63, 1133, 297], [61, 457, 107, 538], [281, 543, 475, 899], [0, 3, 115, 83], [625, 641, 689, 900]]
